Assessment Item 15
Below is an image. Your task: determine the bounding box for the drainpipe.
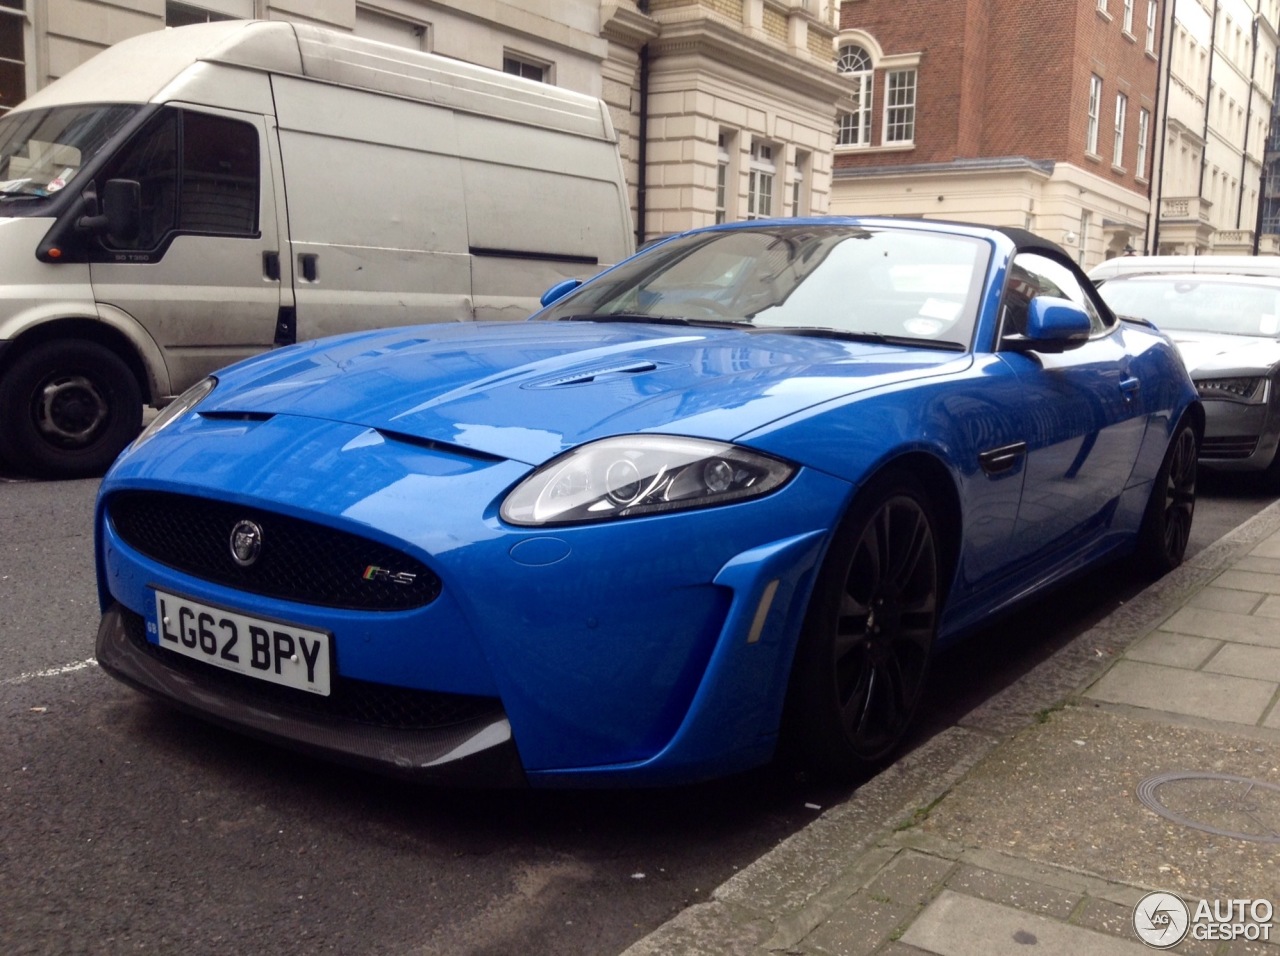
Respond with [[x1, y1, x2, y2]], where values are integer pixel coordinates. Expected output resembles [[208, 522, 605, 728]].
[[1199, 0, 1220, 206], [636, 41, 649, 248], [1151, 0, 1175, 253], [1254, 165, 1266, 254], [1237, 8, 1261, 230]]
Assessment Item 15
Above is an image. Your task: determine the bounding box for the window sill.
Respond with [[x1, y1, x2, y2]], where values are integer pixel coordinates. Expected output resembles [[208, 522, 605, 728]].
[[1097, 8, 1113, 22], [834, 142, 915, 155], [1085, 150, 1103, 164], [1122, 30, 1137, 43], [1112, 163, 1128, 175]]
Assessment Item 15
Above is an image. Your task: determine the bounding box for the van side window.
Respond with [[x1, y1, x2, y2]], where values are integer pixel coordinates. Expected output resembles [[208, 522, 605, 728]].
[[179, 112, 259, 235], [103, 108, 259, 252], [105, 110, 178, 250]]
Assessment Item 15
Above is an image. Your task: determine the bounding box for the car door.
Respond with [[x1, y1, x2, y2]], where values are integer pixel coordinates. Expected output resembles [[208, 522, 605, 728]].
[[87, 104, 289, 401], [995, 252, 1148, 566]]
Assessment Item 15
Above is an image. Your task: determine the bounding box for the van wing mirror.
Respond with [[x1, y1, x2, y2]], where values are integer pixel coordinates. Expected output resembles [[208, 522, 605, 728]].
[[1004, 296, 1093, 354], [76, 179, 141, 242]]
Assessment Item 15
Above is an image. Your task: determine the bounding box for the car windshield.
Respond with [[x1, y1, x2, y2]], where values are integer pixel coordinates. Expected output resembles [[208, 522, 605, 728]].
[[1097, 275, 1280, 337], [0, 104, 139, 201], [537, 223, 991, 350]]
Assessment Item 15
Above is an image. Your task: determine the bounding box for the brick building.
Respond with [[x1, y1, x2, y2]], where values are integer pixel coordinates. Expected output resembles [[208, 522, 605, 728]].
[[829, 0, 1166, 266]]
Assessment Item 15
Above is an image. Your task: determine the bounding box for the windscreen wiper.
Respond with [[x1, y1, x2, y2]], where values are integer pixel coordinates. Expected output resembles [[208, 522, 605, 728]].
[[753, 326, 966, 351], [559, 313, 752, 329]]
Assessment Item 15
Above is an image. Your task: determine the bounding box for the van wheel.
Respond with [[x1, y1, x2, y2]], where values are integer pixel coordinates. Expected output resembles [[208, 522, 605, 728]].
[[784, 471, 940, 782], [0, 340, 143, 479], [1134, 419, 1198, 578]]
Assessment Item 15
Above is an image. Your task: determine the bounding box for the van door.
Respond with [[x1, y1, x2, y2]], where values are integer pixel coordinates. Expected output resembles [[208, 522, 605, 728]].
[[88, 104, 288, 400], [270, 75, 473, 340]]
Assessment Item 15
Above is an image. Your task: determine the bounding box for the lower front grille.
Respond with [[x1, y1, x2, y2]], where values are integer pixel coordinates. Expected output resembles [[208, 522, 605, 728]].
[[1201, 435, 1259, 460], [120, 607, 500, 731]]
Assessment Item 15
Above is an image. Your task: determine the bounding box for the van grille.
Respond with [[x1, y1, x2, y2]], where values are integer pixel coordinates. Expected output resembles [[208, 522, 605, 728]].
[[108, 491, 441, 611]]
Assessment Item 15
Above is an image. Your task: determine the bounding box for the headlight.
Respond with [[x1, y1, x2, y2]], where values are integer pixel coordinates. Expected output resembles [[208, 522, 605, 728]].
[[501, 435, 795, 526], [132, 376, 217, 449], [1194, 376, 1267, 403]]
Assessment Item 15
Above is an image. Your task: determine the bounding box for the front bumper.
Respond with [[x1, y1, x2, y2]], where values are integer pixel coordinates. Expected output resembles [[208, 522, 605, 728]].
[[1199, 397, 1280, 471], [96, 602, 528, 786]]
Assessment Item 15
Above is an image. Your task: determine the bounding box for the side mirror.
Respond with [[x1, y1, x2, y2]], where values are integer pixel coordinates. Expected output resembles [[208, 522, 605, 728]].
[[540, 278, 582, 307], [1006, 296, 1092, 353], [77, 178, 141, 242]]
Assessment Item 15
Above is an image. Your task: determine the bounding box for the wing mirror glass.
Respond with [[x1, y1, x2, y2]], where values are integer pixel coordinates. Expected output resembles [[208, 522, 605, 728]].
[[540, 278, 583, 308], [1006, 295, 1092, 353]]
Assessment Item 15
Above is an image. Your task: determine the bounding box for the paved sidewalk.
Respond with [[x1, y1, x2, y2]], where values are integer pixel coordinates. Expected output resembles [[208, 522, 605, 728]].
[[622, 500, 1280, 955]]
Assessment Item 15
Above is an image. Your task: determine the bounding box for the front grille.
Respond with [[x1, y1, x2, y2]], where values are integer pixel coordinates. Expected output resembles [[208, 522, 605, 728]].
[[1201, 435, 1259, 460], [108, 491, 441, 611], [121, 607, 499, 730]]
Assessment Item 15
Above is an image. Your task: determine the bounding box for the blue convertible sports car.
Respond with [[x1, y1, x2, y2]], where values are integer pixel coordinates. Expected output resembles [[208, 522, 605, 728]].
[[94, 219, 1202, 787]]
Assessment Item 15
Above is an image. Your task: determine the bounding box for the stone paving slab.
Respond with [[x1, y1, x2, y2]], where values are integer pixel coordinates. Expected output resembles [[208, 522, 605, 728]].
[[1159, 606, 1280, 648], [901, 890, 1151, 956], [1085, 659, 1278, 725]]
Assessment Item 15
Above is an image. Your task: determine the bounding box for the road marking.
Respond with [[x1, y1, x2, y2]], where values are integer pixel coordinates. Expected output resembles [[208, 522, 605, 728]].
[[3, 658, 98, 684]]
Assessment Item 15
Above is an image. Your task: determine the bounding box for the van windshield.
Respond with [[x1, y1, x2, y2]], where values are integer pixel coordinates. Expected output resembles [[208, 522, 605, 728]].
[[0, 104, 139, 202]]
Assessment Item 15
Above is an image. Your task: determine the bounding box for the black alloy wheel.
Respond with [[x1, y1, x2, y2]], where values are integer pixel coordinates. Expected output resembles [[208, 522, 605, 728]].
[[1136, 419, 1198, 577], [787, 471, 941, 781]]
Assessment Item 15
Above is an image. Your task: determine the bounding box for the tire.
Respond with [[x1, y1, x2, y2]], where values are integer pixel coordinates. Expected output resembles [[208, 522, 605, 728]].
[[1134, 418, 1198, 578], [784, 471, 942, 782], [0, 340, 143, 480]]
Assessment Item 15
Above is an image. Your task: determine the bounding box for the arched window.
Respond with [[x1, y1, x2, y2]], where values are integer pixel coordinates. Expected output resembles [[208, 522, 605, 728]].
[[836, 44, 873, 147]]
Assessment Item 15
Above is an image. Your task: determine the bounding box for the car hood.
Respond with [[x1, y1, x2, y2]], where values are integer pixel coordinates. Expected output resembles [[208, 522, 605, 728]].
[[1168, 329, 1280, 375], [202, 322, 971, 465]]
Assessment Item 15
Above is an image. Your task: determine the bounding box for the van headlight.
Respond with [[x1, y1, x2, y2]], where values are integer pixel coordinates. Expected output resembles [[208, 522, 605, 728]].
[[132, 376, 217, 449], [501, 435, 795, 526]]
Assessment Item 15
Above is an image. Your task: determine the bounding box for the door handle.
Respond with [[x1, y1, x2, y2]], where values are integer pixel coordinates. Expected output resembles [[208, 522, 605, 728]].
[[299, 253, 318, 282], [1120, 376, 1141, 401], [263, 251, 280, 281]]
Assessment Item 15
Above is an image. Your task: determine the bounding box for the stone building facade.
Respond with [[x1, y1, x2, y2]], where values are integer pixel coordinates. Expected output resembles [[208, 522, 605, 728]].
[[0, 0, 842, 246], [6, 0, 1280, 260]]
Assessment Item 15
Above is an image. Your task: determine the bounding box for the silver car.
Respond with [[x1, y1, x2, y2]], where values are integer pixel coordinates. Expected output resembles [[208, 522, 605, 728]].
[[1091, 257, 1280, 479]]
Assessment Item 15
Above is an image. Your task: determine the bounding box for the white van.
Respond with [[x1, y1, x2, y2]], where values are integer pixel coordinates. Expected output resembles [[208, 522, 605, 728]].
[[0, 20, 634, 478], [1088, 254, 1280, 282]]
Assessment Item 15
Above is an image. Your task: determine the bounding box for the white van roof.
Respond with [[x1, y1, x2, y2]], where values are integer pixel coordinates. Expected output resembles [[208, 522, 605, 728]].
[[14, 20, 616, 141], [1088, 254, 1280, 281]]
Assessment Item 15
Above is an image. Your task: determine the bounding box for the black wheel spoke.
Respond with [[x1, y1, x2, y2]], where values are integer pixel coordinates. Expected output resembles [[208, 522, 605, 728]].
[[836, 492, 938, 759]]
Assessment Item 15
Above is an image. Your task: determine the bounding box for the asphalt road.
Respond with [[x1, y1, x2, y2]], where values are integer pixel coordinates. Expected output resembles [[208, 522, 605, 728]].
[[0, 471, 1273, 956]]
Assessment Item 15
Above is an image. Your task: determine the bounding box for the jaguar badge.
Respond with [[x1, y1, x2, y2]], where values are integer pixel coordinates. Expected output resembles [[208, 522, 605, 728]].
[[229, 520, 264, 567]]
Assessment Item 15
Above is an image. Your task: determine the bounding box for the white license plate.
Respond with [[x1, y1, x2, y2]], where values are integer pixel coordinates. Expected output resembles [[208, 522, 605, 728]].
[[151, 590, 332, 696]]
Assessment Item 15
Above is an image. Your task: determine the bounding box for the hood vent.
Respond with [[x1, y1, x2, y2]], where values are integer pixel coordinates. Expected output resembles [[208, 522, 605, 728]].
[[523, 359, 671, 389]]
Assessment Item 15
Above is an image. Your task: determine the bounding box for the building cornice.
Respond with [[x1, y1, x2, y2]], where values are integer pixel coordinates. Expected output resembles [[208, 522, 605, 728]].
[[648, 13, 847, 102], [600, 3, 661, 49], [833, 156, 1056, 180]]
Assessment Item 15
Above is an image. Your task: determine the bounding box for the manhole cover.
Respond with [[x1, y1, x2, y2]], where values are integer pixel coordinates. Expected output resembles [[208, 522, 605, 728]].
[[1137, 771, 1280, 844]]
